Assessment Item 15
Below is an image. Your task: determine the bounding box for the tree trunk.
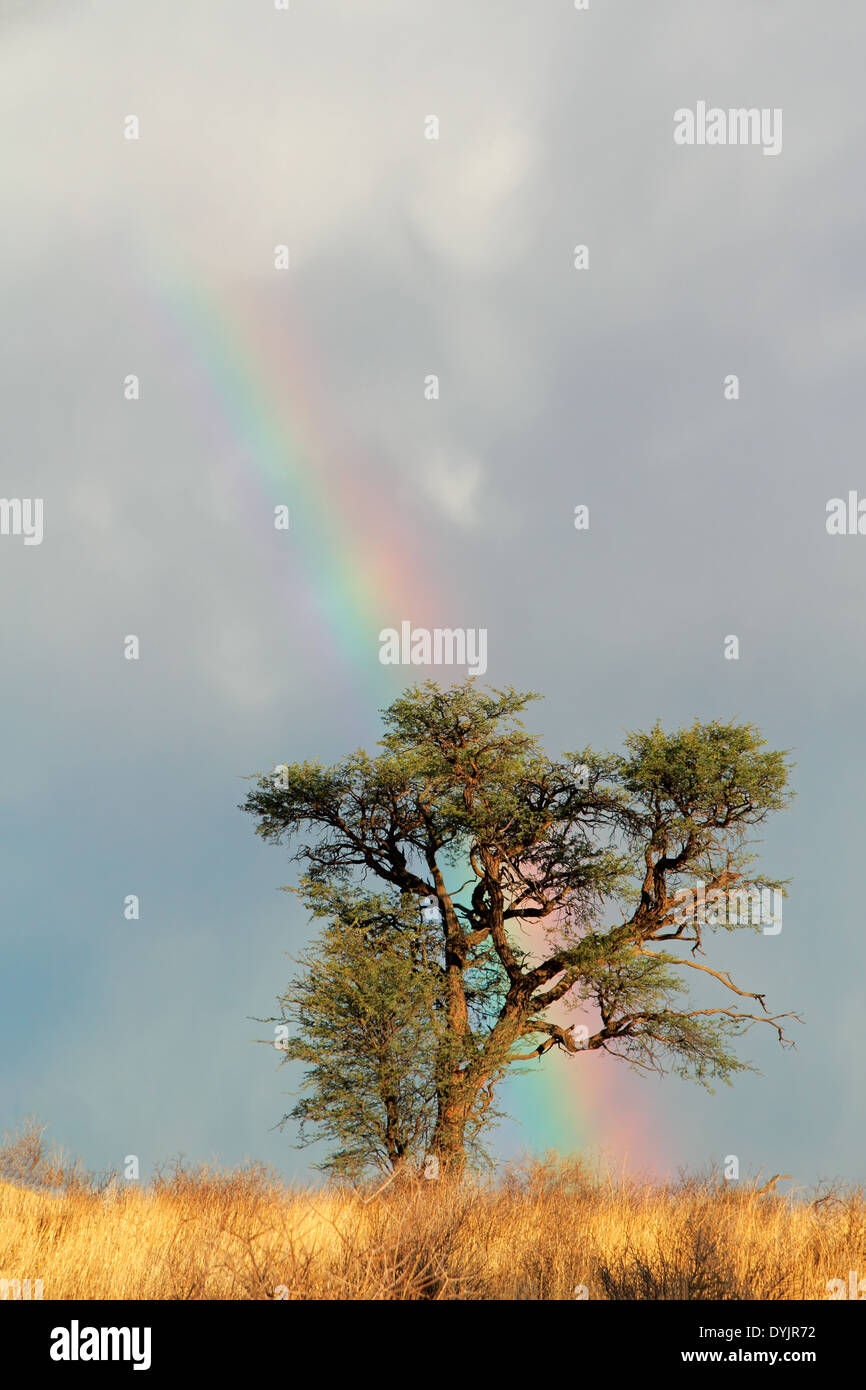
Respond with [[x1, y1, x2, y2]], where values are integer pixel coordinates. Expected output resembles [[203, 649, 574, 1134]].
[[383, 1091, 406, 1171], [431, 993, 535, 1172], [429, 870, 472, 1173], [431, 1089, 469, 1174]]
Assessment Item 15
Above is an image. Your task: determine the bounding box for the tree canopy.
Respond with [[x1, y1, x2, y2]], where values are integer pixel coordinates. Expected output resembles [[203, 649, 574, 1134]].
[[243, 681, 797, 1171]]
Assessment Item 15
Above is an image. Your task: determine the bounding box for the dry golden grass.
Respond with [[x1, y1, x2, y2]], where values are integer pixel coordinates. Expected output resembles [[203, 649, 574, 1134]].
[[2, 1123, 864, 1300]]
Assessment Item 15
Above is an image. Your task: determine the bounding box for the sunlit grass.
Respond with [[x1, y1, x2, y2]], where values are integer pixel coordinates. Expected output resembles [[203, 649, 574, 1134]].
[[1, 1121, 863, 1300]]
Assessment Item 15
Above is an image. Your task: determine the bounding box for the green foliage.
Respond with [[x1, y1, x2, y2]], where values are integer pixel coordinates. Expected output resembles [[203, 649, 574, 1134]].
[[267, 883, 504, 1176], [243, 681, 797, 1167]]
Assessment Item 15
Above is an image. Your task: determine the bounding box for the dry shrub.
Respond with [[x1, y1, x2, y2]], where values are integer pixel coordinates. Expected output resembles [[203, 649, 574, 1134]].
[[0, 1116, 107, 1196]]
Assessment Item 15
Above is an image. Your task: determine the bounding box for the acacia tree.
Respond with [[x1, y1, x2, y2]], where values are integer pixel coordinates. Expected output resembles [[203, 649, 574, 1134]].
[[242, 681, 797, 1172], [264, 882, 504, 1177]]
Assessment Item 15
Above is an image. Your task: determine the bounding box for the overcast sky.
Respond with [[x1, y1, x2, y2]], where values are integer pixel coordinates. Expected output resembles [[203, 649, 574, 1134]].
[[2, 0, 865, 1191]]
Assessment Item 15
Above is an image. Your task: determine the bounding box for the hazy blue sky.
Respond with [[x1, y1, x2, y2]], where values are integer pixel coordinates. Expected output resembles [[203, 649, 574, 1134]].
[[2, 0, 864, 1190]]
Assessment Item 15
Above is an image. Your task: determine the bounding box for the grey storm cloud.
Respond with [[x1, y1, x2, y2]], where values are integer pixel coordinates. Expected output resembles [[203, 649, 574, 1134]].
[[1, 0, 864, 1185]]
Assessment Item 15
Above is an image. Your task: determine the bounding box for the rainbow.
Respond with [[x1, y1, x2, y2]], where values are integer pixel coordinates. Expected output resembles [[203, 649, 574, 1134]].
[[514, 915, 672, 1177], [137, 251, 436, 698], [139, 253, 669, 1176]]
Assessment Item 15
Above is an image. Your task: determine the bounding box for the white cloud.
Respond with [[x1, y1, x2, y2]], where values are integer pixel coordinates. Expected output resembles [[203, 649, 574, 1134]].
[[421, 447, 484, 527], [408, 127, 536, 275]]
